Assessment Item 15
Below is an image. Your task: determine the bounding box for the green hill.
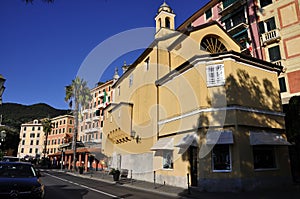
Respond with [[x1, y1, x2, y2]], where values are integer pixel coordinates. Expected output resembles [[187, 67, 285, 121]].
[[0, 103, 70, 130]]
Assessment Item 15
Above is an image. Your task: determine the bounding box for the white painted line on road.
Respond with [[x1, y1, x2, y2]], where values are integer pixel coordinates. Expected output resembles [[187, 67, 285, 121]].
[[45, 172, 123, 199]]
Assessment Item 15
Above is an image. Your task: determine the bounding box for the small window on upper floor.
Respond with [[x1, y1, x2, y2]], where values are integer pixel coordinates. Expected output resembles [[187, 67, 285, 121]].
[[118, 86, 121, 96], [268, 45, 281, 62], [24, 127, 27, 131], [129, 74, 133, 87], [145, 57, 150, 71], [206, 64, 225, 87], [279, 77, 287, 93], [258, 17, 276, 34], [205, 8, 212, 20], [260, 0, 272, 8]]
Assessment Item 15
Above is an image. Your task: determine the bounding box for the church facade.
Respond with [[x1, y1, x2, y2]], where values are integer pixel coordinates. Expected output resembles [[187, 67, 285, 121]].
[[102, 2, 292, 191]]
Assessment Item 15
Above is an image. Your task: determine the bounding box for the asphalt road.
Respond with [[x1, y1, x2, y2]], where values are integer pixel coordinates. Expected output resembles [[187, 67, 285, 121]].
[[41, 170, 179, 199]]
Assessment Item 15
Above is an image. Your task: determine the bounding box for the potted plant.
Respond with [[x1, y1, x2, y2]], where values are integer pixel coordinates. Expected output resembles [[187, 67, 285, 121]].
[[109, 168, 120, 181]]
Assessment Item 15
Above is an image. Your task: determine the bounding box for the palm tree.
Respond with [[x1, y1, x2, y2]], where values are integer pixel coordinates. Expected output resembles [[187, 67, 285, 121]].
[[65, 77, 92, 171], [42, 118, 53, 161]]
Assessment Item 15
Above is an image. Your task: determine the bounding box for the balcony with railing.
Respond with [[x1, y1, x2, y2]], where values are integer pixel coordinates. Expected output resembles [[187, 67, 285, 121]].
[[93, 115, 100, 121], [98, 103, 104, 109], [83, 127, 100, 134], [271, 60, 283, 66], [219, 0, 246, 15], [82, 109, 89, 114], [85, 118, 92, 123], [260, 29, 281, 46]]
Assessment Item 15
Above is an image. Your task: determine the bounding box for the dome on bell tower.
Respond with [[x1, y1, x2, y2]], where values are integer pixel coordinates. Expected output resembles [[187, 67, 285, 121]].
[[158, 1, 173, 14]]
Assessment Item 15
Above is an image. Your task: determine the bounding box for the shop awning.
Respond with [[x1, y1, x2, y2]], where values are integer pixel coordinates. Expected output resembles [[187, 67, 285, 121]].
[[206, 130, 234, 144], [175, 133, 198, 148], [250, 132, 291, 145], [151, 137, 174, 150]]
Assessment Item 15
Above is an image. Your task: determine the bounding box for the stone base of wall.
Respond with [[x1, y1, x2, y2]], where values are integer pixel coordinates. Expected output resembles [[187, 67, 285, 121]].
[[155, 174, 187, 188], [198, 176, 293, 192]]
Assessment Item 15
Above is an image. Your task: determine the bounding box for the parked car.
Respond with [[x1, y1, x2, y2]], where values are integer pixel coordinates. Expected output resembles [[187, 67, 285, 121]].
[[1, 156, 21, 162], [0, 162, 44, 199]]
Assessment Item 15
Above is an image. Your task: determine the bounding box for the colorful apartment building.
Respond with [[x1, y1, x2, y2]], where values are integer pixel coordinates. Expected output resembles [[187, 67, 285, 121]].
[[177, 0, 300, 105], [102, 2, 291, 191], [78, 79, 114, 148], [18, 119, 44, 159], [47, 115, 74, 156]]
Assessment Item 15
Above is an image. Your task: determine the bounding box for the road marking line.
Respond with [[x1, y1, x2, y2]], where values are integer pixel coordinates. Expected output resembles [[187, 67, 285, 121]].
[[45, 172, 122, 198]]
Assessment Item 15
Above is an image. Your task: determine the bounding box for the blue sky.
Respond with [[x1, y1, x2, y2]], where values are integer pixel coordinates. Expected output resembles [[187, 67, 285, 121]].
[[0, 0, 209, 109]]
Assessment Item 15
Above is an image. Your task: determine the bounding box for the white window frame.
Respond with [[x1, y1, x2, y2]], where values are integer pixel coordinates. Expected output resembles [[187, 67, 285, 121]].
[[212, 144, 232, 172], [206, 64, 225, 87], [162, 150, 174, 170]]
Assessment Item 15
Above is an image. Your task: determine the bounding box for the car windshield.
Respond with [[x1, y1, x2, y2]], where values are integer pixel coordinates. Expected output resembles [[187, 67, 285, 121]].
[[0, 164, 36, 178]]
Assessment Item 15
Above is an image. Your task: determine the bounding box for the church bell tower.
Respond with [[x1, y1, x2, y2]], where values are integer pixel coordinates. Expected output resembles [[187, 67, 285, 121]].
[[155, 1, 176, 38]]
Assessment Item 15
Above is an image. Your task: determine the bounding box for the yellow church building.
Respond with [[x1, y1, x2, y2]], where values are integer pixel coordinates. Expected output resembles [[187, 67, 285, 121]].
[[103, 2, 292, 191]]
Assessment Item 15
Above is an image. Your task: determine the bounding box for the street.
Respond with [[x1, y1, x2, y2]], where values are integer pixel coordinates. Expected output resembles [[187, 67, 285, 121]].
[[41, 170, 179, 199]]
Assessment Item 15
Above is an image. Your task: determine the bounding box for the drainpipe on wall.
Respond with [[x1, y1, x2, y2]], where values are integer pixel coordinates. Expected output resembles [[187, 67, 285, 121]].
[[156, 44, 160, 141], [246, 0, 261, 59]]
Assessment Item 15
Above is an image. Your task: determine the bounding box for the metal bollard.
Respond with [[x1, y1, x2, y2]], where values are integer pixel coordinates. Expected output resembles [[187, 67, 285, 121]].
[[131, 170, 133, 184], [187, 173, 191, 194], [154, 171, 156, 189]]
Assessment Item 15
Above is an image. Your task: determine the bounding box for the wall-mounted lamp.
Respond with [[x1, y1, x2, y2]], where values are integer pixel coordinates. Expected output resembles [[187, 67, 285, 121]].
[[131, 130, 141, 144]]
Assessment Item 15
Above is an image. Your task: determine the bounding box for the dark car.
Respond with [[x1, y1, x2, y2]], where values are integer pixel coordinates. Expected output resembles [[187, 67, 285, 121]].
[[1, 156, 21, 162], [0, 162, 44, 199]]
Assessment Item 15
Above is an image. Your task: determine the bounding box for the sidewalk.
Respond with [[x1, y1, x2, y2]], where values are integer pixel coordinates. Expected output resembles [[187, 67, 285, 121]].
[[60, 169, 188, 198], [53, 169, 300, 199]]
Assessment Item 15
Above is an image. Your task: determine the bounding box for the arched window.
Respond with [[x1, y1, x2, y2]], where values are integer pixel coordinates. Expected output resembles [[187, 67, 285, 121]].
[[200, 35, 227, 53], [165, 17, 170, 28], [158, 18, 162, 28]]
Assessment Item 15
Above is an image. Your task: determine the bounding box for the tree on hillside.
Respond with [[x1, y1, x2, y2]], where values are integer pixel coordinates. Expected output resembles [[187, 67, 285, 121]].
[[0, 126, 20, 158], [65, 77, 92, 171], [41, 118, 53, 161]]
